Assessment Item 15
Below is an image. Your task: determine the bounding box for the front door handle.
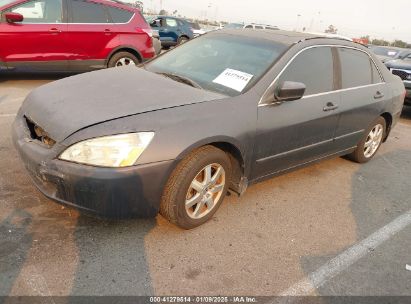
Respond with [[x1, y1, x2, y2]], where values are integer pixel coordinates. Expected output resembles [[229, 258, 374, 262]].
[[374, 91, 384, 99], [323, 102, 339, 112], [104, 29, 111, 35]]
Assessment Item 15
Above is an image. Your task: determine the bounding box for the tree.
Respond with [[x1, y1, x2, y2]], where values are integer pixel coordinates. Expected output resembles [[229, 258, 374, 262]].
[[159, 9, 168, 15], [392, 40, 408, 48], [371, 39, 390, 46], [324, 25, 338, 34]]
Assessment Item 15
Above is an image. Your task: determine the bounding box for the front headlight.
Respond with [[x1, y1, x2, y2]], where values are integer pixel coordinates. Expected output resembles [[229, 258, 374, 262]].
[[59, 133, 154, 168]]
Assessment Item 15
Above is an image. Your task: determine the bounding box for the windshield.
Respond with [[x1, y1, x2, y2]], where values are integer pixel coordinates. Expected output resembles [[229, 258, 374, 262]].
[[370, 46, 399, 58], [145, 34, 287, 96], [0, 0, 14, 7]]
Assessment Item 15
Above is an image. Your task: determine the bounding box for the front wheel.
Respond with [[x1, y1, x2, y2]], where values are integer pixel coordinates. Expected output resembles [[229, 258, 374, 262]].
[[108, 51, 140, 68], [160, 146, 231, 230], [177, 36, 189, 45], [347, 117, 386, 163]]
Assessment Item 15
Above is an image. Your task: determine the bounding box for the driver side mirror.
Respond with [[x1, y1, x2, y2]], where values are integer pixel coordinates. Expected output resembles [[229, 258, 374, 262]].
[[5, 12, 24, 23], [275, 81, 306, 102]]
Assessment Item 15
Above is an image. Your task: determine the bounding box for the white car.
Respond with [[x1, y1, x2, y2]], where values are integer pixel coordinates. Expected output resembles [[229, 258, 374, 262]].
[[188, 21, 207, 37], [225, 23, 279, 31]]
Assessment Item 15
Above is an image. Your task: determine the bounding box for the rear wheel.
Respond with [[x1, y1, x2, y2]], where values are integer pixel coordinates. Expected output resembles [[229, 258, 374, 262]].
[[347, 117, 386, 163], [160, 146, 231, 229], [108, 51, 140, 68]]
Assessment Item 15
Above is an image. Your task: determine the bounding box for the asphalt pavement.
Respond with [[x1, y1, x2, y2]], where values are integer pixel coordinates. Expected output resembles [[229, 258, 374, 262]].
[[0, 73, 411, 297]]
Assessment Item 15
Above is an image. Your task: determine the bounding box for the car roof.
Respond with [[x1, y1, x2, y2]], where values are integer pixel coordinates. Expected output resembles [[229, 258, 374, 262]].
[[0, 0, 138, 11], [212, 29, 359, 47], [88, 0, 138, 11]]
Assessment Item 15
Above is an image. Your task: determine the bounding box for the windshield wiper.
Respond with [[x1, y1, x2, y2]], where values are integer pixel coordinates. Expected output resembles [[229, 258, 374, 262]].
[[157, 72, 203, 89]]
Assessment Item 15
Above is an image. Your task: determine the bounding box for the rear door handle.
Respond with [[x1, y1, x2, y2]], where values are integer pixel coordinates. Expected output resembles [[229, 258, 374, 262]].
[[323, 102, 339, 112], [49, 28, 61, 33], [374, 91, 384, 99], [104, 29, 111, 35]]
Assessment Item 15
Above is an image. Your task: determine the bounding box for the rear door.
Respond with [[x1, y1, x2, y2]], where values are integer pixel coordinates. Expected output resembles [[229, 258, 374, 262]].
[[66, 0, 118, 70], [333, 47, 387, 149], [0, 0, 67, 69], [252, 46, 341, 180]]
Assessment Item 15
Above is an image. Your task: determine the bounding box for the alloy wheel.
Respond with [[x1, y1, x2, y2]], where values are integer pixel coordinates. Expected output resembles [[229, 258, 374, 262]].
[[364, 124, 384, 158], [115, 57, 136, 67], [185, 163, 226, 220]]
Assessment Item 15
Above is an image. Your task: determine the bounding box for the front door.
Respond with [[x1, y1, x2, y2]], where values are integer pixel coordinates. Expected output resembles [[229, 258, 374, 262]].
[[0, 0, 67, 70], [252, 46, 341, 180]]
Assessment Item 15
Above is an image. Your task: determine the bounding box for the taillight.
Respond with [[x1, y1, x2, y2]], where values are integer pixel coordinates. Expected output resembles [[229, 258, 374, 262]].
[[141, 28, 153, 37], [135, 28, 153, 37]]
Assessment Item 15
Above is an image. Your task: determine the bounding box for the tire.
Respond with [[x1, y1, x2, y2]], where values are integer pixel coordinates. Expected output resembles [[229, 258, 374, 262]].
[[347, 116, 386, 163], [108, 51, 140, 68], [177, 36, 189, 45], [160, 146, 231, 230]]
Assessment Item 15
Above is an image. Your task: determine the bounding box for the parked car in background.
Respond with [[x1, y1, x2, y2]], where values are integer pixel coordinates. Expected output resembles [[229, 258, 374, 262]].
[[188, 21, 206, 37], [13, 30, 405, 229], [224, 22, 279, 30], [368, 45, 411, 63], [148, 15, 194, 49], [0, 0, 155, 71], [386, 54, 411, 105]]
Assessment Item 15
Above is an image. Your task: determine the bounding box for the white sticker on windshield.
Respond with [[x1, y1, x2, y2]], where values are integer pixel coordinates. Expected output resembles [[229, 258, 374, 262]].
[[213, 68, 254, 92], [388, 51, 397, 56]]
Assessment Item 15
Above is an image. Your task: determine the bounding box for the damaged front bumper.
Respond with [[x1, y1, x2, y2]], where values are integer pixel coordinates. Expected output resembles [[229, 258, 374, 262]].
[[11, 116, 174, 219]]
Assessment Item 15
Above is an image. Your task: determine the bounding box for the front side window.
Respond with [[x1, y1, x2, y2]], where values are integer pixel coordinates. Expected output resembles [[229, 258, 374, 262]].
[[70, 0, 109, 23], [7, 0, 62, 23], [339, 48, 377, 88], [277, 46, 334, 96]]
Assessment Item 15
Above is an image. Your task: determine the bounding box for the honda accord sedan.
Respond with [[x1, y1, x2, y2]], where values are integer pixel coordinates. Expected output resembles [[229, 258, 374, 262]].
[[13, 30, 405, 229]]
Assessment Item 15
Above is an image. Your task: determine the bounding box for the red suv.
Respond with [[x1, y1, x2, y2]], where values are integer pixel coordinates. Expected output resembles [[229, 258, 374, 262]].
[[0, 0, 155, 71]]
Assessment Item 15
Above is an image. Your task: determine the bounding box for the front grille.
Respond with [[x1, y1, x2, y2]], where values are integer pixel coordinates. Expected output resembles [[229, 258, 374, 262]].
[[391, 69, 411, 81], [24, 116, 56, 147]]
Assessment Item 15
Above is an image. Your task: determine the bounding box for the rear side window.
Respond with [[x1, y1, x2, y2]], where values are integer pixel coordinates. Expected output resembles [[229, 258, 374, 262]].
[[338, 48, 379, 88], [70, 0, 109, 23], [7, 0, 62, 23], [107, 6, 133, 23], [278, 46, 334, 96], [371, 61, 382, 84]]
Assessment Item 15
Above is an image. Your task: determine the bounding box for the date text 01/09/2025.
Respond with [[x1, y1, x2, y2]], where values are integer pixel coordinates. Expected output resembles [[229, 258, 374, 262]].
[[149, 297, 257, 303]]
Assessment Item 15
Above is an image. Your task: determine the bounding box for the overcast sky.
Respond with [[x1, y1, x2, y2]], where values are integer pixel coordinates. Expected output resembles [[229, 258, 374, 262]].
[[132, 0, 410, 42]]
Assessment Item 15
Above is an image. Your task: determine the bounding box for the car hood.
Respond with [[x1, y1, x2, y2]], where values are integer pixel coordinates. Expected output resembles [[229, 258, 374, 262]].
[[21, 67, 225, 142], [385, 59, 411, 70]]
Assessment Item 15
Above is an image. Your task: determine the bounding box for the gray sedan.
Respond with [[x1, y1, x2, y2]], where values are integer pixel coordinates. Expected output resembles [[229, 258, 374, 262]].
[[13, 30, 405, 229]]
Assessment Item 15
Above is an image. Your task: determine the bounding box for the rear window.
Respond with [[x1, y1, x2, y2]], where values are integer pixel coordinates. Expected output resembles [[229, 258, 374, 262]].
[[70, 0, 109, 23], [339, 48, 377, 88], [107, 6, 133, 23]]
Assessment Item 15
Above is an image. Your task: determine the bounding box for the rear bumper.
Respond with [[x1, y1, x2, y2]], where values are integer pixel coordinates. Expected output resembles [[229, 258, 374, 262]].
[[12, 118, 175, 219]]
